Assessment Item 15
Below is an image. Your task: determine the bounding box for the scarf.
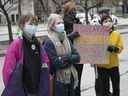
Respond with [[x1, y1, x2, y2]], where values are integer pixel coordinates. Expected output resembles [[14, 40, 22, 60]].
[[48, 31, 78, 85], [22, 36, 41, 94], [48, 31, 71, 55]]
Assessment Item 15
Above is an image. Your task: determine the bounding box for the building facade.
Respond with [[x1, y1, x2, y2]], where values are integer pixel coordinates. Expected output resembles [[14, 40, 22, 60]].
[[0, 0, 61, 25], [0, 0, 124, 25], [0, 0, 19, 25]]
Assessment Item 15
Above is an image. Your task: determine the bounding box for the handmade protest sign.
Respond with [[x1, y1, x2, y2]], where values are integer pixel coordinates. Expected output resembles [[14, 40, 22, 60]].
[[73, 24, 110, 64]]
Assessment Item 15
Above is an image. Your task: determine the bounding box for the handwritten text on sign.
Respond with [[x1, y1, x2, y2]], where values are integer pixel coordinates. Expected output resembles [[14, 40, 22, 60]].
[[73, 24, 110, 64]]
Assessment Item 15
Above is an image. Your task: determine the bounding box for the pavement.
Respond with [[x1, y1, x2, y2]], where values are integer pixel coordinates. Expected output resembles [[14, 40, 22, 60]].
[[0, 57, 4, 95], [0, 41, 9, 57], [0, 17, 128, 95]]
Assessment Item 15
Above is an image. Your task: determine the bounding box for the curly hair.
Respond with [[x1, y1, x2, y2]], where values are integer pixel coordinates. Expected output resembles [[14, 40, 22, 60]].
[[101, 15, 112, 25]]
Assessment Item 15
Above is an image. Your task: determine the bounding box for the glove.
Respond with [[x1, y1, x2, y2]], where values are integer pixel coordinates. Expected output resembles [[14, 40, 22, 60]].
[[61, 56, 69, 64], [61, 53, 72, 64], [67, 32, 80, 40], [107, 45, 119, 53]]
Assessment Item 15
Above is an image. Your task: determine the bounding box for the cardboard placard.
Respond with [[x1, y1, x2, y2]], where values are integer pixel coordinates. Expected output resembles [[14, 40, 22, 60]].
[[73, 24, 110, 64]]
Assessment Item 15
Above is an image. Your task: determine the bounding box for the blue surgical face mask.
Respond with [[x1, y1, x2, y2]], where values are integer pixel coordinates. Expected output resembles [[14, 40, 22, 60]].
[[55, 23, 65, 33], [69, 9, 76, 17], [24, 24, 38, 35]]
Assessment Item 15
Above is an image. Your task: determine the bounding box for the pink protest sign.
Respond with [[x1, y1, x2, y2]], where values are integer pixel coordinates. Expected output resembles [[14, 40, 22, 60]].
[[73, 24, 111, 64]]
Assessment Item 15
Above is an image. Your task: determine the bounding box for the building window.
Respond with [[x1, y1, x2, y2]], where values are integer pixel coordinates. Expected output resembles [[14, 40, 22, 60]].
[[10, 0, 13, 4], [0, 15, 1, 24], [16, 14, 19, 21], [11, 14, 15, 23]]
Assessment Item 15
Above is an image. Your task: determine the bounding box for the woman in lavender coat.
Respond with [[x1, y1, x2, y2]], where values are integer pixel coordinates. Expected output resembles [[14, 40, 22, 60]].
[[2, 14, 50, 96]]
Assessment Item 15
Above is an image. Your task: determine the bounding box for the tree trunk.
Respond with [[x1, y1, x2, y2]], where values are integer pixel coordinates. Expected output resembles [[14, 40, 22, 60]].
[[38, 0, 49, 16], [3, 8, 13, 43], [18, 0, 21, 17], [85, 0, 89, 24], [7, 15, 13, 43]]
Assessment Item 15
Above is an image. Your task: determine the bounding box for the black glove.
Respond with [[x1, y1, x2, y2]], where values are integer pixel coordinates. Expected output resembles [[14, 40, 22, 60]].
[[107, 45, 119, 53], [67, 32, 80, 40], [74, 18, 82, 24], [61, 53, 72, 64]]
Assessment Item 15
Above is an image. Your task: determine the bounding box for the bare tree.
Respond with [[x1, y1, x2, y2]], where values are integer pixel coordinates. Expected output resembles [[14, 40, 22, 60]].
[[80, 0, 103, 24], [38, 0, 49, 16], [38, 0, 63, 14], [18, 0, 21, 16], [52, 0, 62, 13], [0, 0, 13, 43]]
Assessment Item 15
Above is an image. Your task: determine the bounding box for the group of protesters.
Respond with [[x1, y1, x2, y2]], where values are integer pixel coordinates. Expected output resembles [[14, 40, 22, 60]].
[[2, 1, 123, 96]]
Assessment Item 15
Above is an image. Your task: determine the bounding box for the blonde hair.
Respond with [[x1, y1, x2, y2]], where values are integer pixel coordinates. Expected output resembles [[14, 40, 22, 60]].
[[63, 1, 76, 14], [47, 13, 62, 29]]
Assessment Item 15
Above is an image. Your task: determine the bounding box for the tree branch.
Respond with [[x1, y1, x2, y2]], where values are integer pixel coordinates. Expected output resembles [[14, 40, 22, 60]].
[[52, 0, 60, 7], [38, 0, 47, 13], [3, 0, 11, 6], [88, 2, 102, 10], [6, 4, 13, 12], [52, 0, 62, 13], [0, 9, 4, 13], [0, 0, 5, 11], [0, 0, 3, 6]]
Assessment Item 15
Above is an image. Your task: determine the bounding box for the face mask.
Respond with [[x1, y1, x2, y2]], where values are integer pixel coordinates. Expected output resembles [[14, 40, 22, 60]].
[[24, 24, 38, 35], [55, 23, 65, 33], [69, 10, 76, 17], [103, 22, 113, 28]]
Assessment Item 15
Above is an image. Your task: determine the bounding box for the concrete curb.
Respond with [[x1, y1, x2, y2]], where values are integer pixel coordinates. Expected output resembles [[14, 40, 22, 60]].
[[0, 50, 6, 57], [120, 32, 128, 35]]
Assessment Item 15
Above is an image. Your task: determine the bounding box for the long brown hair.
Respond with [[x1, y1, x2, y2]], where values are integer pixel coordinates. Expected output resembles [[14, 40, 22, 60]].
[[63, 1, 76, 14], [18, 14, 33, 30], [18, 14, 38, 30]]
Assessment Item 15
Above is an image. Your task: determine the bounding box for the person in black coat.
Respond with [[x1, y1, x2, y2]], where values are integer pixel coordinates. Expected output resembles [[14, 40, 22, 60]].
[[63, 1, 83, 96]]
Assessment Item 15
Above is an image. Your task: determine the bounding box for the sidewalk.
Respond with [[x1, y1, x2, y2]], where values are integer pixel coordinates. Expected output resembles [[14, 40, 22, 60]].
[[118, 17, 128, 26], [81, 64, 128, 96], [0, 42, 8, 57]]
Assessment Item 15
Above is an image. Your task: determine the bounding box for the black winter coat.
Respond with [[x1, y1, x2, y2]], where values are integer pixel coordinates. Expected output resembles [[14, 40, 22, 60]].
[[63, 14, 81, 35]]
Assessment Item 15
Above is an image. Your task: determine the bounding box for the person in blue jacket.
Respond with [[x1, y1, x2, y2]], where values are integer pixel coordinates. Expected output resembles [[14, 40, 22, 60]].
[[43, 13, 80, 96]]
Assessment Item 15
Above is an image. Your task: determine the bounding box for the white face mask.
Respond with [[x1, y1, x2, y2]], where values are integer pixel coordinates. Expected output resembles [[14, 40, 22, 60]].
[[103, 22, 113, 28], [24, 24, 38, 35]]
